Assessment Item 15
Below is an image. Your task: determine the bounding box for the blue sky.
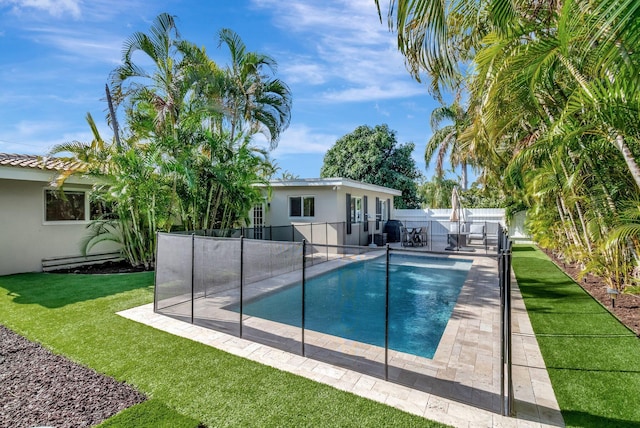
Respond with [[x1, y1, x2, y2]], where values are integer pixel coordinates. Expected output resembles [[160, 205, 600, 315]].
[[0, 0, 453, 180]]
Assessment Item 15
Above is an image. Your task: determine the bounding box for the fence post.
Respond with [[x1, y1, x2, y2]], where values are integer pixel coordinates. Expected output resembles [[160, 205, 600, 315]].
[[499, 249, 505, 416], [240, 235, 244, 338], [302, 239, 306, 356], [385, 244, 390, 381], [191, 233, 195, 325], [506, 243, 513, 416], [325, 223, 329, 260], [499, 233, 514, 417], [153, 231, 159, 313], [429, 220, 433, 249]]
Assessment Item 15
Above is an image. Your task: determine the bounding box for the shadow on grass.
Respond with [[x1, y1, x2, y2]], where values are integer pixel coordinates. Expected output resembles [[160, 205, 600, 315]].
[[562, 410, 640, 428], [98, 399, 204, 428], [0, 271, 154, 309], [512, 245, 537, 252], [513, 244, 640, 427]]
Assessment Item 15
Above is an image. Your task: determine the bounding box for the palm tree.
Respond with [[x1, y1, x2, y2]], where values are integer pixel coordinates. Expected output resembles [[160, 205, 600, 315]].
[[419, 176, 458, 208], [217, 28, 292, 150], [375, 0, 452, 84], [426, 100, 474, 189], [47, 113, 113, 185], [381, 0, 640, 287]]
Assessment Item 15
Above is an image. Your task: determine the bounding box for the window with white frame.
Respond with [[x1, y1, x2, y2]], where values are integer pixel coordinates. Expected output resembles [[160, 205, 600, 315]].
[[289, 196, 315, 218], [253, 204, 264, 239], [350, 196, 362, 223]]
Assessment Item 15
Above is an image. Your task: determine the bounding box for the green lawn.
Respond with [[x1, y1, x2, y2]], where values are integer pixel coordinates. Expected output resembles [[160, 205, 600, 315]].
[[0, 272, 444, 427], [512, 245, 640, 428]]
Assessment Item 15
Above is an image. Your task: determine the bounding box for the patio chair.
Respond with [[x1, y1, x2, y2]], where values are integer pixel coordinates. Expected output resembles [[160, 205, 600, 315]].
[[484, 223, 499, 247], [468, 224, 486, 245], [419, 227, 428, 247], [400, 226, 412, 247], [413, 227, 425, 246]]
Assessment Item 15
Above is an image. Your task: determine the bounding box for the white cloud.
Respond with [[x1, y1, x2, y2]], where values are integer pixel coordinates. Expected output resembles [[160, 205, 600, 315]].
[[375, 103, 390, 117], [0, 0, 81, 18], [251, 0, 422, 103], [265, 124, 337, 156], [283, 61, 327, 85], [21, 25, 123, 64], [0, 116, 113, 155], [322, 81, 424, 102]]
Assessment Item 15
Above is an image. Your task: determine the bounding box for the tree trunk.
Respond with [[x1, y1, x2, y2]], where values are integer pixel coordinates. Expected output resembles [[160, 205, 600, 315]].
[[559, 193, 582, 247], [556, 196, 573, 244], [461, 161, 468, 190], [559, 158, 592, 254], [614, 134, 640, 191], [105, 84, 122, 150]]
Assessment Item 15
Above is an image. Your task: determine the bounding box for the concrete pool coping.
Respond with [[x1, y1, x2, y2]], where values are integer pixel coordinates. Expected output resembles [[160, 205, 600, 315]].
[[119, 252, 564, 427]]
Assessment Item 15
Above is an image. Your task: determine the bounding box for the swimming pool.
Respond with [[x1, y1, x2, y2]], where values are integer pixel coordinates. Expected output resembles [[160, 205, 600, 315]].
[[238, 254, 472, 359]]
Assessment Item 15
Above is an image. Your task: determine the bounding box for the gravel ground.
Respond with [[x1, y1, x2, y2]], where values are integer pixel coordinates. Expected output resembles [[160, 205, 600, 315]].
[[0, 325, 146, 428]]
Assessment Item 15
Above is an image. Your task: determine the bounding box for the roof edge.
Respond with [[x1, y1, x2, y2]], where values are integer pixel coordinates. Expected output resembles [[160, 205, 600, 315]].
[[261, 177, 403, 196]]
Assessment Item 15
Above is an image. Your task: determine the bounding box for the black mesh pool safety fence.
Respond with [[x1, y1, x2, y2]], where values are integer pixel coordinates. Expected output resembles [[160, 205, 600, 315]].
[[154, 229, 513, 414], [170, 220, 503, 254], [498, 227, 514, 416]]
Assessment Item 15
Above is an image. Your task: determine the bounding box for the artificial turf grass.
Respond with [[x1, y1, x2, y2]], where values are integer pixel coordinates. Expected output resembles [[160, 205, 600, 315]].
[[0, 272, 447, 428], [98, 399, 203, 428], [511, 245, 640, 428]]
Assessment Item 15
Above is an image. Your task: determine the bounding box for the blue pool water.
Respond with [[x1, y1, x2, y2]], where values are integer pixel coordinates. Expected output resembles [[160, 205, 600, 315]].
[[239, 254, 472, 359]]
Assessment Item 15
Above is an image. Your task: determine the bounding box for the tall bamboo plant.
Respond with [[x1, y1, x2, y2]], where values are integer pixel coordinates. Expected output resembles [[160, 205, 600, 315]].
[[379, 0, 640, 290]]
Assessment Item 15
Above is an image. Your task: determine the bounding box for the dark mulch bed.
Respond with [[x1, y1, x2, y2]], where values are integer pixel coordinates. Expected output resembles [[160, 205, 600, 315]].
[[541, 248, 640, 337], [0, 325, 146, 428], [49, 260, 149, 274]]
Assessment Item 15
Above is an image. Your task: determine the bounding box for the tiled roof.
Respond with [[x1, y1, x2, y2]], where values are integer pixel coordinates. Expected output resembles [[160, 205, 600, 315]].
[[0, 153, 83, 171]]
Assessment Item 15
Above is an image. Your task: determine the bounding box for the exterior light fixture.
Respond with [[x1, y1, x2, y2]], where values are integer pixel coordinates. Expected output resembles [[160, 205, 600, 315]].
[[606, 287, 619, 308]]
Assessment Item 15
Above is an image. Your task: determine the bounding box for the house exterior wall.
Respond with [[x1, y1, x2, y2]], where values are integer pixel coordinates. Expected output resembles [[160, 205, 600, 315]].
[[0, 176, 118, 275], [252, 179, 399, 247]]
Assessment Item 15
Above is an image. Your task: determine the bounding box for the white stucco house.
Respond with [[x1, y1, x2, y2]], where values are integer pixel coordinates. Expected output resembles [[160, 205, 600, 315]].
[[248, 178, 402, 246], [0, 153, 118, 275]]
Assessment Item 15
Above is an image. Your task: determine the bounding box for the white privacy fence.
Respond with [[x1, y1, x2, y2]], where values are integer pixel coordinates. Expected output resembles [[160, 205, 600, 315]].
[[393, 208, 505, 224], [393, 208, 529, 238]]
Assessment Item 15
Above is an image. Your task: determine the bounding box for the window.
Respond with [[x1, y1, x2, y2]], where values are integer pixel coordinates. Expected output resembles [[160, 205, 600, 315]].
[[289, 196, 314, 217], [253, 204, 264, 239], [45, 189, 112, 222], [45, 189, 86, 221], [350, 196, 362, 223]]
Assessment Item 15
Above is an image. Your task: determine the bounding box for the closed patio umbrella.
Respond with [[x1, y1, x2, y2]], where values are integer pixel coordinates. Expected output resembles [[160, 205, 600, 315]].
[[446, 186, 462, 251], [449, 186, 460, 222]]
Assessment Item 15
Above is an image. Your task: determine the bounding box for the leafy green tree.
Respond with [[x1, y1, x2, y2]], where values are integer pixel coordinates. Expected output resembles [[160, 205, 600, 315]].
[[426, 99, 475, 189], [418, 177, 458, 208], [460, 184, 505, 209], [50, 13, 290, 268], [376, 0, 640, 291], [108, 14, 288, 233], [320, 124, 422, 208], [216, 28, 292, 149]]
